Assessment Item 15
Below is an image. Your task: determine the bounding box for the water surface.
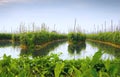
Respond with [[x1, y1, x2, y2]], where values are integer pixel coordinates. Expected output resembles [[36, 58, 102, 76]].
[[48, 42, 115, 60], [0, 41, 119, 60], [0, 46, 21, 59]]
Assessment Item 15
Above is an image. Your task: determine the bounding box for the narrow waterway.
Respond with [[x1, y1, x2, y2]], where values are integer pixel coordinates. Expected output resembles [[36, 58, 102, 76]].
[[0, 41, 119, 60], [48, 41, 116, 60]]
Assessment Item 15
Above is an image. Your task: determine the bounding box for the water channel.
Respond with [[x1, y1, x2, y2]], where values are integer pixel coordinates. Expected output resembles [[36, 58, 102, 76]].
[[0, 41, 120, 60]]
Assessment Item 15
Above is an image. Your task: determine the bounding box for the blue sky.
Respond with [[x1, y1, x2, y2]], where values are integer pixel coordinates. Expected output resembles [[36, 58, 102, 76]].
[[0, 0, 120, 33]]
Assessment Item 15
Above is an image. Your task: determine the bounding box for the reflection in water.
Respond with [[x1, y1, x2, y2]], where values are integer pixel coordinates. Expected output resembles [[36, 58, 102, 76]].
[[102, 54, 115, 60], [0, 46, 21, 59], [0, 41, 12, 47], [0, 40, 119, 60], [0, 41, 19, 48], [49, 42, 99, 60], [20, 40, 66, 57], [0, 41, 21, 59], [68, 42, 86, 54], [87, 41, 120, 58], [49, 42, 116, 60], [78, 43, 98, 59]]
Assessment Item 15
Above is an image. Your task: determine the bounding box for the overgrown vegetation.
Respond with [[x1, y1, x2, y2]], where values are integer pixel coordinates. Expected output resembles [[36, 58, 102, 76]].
[[0, 33, 12, 40], [20, 40, 66, 57], [12, 33, 21, 42], [68, 32, 86, 44], [0, 51, 120, 77], [20, 30, 67, 50], [87, 31, 120, 45]]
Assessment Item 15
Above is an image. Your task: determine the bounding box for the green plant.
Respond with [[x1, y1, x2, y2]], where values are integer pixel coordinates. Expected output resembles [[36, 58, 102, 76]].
[[0, 33, 12, 40], [87, 31, 120, 45], [0, 51, 120, 77], [68, 32, 86, 44], [20, 30, 67, 50]]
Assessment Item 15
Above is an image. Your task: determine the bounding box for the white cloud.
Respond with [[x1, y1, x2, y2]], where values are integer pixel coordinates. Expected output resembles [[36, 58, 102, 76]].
[[0, 0, 31, 5]]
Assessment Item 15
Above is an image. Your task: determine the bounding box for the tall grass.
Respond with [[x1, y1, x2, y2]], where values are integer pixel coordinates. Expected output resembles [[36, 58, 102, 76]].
[[87, 31, 120, 45], [0, 33, 20, 47], [0, 33, 12, 40], [20, 30, 67, 49], [12, 33, 21, 42], [68, 32, 86, 44], [0, 33, 21, 44]]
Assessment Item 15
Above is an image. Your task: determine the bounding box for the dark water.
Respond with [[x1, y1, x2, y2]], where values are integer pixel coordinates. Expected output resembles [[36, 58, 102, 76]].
[[0, 40, 120, 60]]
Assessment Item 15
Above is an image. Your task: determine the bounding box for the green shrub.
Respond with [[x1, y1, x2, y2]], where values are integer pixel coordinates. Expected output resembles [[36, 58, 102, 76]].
[[20, 30, 67, 48], [0, 33, 12, 40], [87, 31, 120, 45], [68, 32, 86, 44]]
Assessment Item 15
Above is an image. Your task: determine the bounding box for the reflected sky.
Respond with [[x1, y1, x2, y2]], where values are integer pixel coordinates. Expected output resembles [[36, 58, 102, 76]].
[[49, 42, 115, 60], [0, 41, 116, 60], [0, 0, 120, 33], [0, 46, 21, 59]]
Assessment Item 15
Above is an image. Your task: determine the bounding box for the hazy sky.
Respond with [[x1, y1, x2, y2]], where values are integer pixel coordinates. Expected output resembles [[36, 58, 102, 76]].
[[0, 0, 120, 33]]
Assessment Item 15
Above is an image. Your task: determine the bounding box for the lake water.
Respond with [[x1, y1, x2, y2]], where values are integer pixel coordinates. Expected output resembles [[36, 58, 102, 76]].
[[0, 46, 21, 59], [0, 41, 119, 60]]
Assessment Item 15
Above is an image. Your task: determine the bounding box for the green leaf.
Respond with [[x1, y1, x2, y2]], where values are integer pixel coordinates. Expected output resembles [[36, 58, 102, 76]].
[[54, 62, 64, 77], [109, 64, 119, 77], [91, 50, 103, 66], [104, 60, 110, 71], [68, 68, 74, 75], [83, 68, 97, 77], [72, 66, 81, 77], [18, 70, 27, 77], [99, 71, 110, 77]]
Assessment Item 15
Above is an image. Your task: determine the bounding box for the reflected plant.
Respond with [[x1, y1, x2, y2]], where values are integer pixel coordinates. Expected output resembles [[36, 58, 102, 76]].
[[87, 41, 120, 58], [20, 40, 66, 57], [0, 41, 12, 47], [68, 42, 86, 54]]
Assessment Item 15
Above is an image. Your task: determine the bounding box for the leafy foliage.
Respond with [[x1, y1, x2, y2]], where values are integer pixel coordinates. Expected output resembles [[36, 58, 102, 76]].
[[0, 33, 12, 40], [87, 31, 120, 45], [54, 62, 64, 77], [0, 51, 120, 77], [68, 32, 86, 44], [20, 30, 67, 49], [91, 50, 103, 66]]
